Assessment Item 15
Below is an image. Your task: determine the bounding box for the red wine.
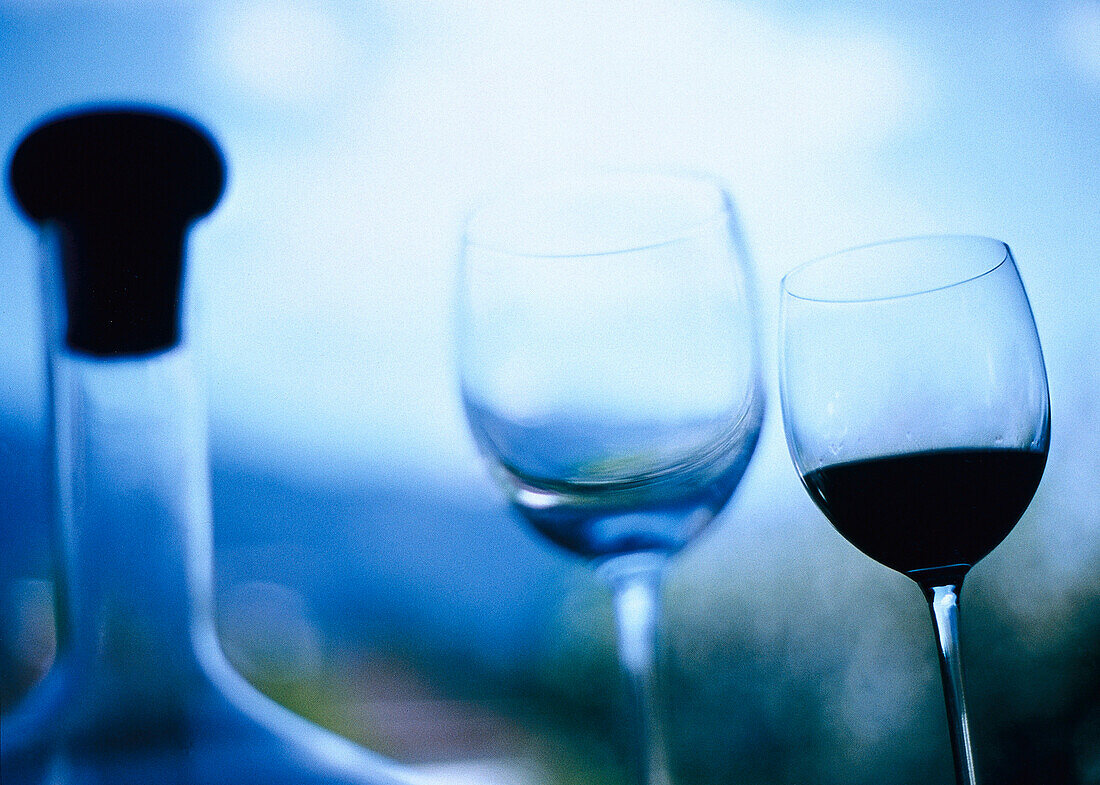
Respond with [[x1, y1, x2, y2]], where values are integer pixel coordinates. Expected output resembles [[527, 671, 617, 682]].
[[801, 448, 1046, 582]]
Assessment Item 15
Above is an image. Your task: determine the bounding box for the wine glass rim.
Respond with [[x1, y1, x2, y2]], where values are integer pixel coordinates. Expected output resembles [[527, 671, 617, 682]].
[[782, 234, 1010, 303], [462, 168, 730, 259]]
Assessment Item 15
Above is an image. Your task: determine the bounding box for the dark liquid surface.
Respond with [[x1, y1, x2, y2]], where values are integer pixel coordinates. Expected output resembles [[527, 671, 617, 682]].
[[801, 448, 1046, 581]]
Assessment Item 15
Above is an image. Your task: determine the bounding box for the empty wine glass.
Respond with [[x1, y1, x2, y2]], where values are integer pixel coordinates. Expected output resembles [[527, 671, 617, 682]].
[[456, 171, 765, 785], [778, 235, 1050, 785]]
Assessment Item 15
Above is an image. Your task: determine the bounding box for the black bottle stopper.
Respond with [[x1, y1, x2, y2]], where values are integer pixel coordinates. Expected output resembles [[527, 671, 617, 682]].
[[8, 106, 226, 356]]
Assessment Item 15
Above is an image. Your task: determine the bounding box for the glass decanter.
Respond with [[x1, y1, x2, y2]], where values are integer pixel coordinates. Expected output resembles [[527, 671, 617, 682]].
[[2, 106, 409, 785]]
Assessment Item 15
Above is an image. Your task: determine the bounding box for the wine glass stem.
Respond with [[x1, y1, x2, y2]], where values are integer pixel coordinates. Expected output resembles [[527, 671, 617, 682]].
[[927, 584, 978, 785], [605, 558, 672, 785]]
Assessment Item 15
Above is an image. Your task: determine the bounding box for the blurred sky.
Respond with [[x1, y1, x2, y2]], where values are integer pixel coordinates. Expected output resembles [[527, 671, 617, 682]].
[[1, 0, 1098, 594]]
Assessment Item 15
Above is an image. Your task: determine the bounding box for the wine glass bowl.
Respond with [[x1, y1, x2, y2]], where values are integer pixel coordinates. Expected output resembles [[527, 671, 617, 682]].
[[458, 171, 764, 561], [456, 170, 765, 785], [778, 234, 1050, 784]]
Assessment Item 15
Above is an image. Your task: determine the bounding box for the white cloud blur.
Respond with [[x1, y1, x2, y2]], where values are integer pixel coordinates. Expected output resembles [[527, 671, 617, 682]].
[[202, 0, 354, 105], [193, 0, 933, 474], [1057, 1, 1100, 87]]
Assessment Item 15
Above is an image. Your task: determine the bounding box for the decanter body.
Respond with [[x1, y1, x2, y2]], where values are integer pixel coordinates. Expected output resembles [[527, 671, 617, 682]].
[[2, 107, 408, 785]]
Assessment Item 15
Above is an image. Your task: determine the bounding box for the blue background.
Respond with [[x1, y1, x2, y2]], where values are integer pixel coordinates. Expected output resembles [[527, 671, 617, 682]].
[[1, 2, 1097, 783]]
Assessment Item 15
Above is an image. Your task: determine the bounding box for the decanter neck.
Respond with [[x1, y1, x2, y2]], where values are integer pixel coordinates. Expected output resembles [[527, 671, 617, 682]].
[[49, 343, 218, 686], [9, 105, 229, 708]]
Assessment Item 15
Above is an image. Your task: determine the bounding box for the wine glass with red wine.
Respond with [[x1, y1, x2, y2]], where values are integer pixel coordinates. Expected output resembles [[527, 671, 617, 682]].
[[778, 235, 1050, 785]]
